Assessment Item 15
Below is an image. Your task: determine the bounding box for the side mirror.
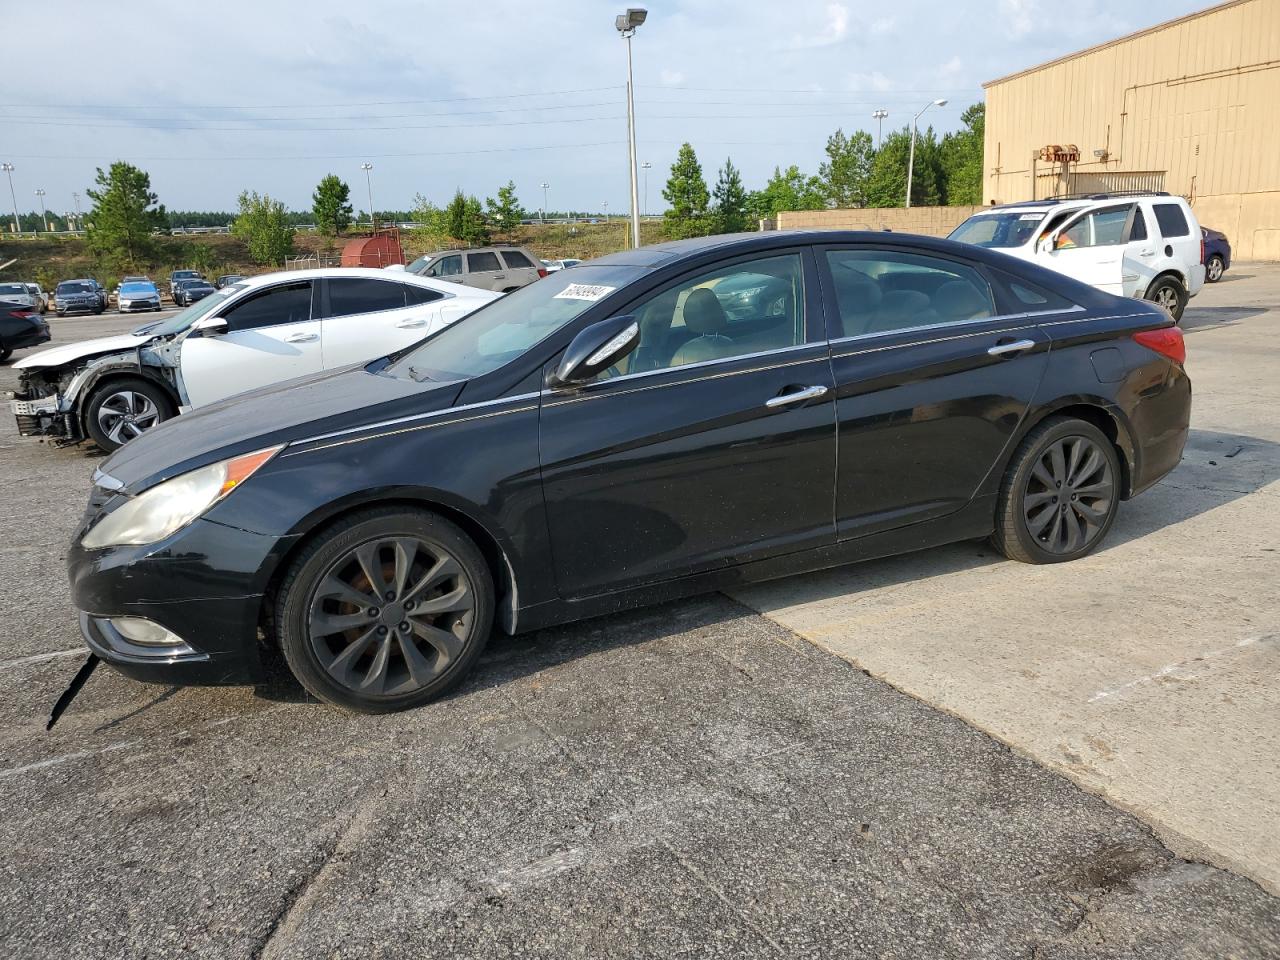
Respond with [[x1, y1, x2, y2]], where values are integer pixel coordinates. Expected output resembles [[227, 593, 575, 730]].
[[1039, 234, 1058, 254], [550, 314, 640, 387], [194, 316, 228, 336]]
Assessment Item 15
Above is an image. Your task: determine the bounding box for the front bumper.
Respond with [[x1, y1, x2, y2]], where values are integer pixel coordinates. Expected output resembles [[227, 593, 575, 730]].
[[118, 300, 161, 312], [11, 393, 63, 437], [67, 516, 290, 686], [56, 300, 98, 314]]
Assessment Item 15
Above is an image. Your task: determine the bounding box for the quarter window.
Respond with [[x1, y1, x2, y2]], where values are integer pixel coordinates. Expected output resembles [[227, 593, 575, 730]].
[[404, 284, 445, 305], [327, 278, 406, 317], [1152, 203, 1190, 238], [825, 249, 995, 338], [467, 251, 502, 272], [604, 253, 806, 377], [222, 281, 313, 331], [500, 250, 534, 269], [1128, 207, 1148, 242]]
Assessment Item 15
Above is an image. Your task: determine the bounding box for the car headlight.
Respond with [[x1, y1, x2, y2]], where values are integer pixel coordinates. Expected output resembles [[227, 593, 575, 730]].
[[119, 299, 132, 307], [81, 445, 283, 549]]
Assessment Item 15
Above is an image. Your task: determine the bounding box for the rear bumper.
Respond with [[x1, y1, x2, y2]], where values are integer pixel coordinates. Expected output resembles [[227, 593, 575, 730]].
[[1129, 361, 1191, 496], [7, 324, 50, 350]]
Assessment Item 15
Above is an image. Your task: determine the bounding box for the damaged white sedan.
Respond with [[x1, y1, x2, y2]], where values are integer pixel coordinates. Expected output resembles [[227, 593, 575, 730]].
[[10, 267, 499, 451]]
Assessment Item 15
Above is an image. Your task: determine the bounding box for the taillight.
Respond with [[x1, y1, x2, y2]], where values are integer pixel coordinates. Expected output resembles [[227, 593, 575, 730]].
[[10, 309, 35, 320], [1133, 327, 1185, 365], [537, 268, 548, 278], [1200, 236, 1206, 264]]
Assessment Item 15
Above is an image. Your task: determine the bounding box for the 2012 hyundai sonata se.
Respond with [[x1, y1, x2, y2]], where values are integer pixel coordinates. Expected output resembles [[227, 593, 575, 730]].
[[68, 231, 1190, 713]]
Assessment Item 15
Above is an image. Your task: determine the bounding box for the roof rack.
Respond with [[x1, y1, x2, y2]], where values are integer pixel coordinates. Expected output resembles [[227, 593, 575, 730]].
[[1046, 189, 1171, 201]]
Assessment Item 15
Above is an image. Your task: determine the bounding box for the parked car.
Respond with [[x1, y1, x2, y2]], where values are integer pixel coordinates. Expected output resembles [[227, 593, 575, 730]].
[[11, 268, 497, 451], [215, 274, 244, 289], [1202, 227, 1231, 282], [174, 278, 216, 306], [948, 192, 1205, 320], [543, 258, 582, 272], [117, 280, 163, 313], [53, 279, 106, 316], [0, 300, 51, 361], [405, 245, 546, 292], [25, 283, 49, 313], [168, 270, 204, 301], [65, 231, 1190, 714], [0, 282, 45, 313]]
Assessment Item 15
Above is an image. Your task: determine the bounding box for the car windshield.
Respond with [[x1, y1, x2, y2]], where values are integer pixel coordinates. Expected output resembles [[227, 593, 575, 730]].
[[120, 283, 155, 294], [0, 283, 27, 296], [385, 264, 644, 382], [173, 271, 199, 279], [949, 211, 1048, 248], [405, 255, 432, 274], [146, 284, 245, 336], [57, 281, 94, 294]]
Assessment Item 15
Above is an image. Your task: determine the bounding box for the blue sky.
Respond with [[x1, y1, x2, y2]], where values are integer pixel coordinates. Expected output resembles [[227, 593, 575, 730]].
[[1, 0, 1208, 217]]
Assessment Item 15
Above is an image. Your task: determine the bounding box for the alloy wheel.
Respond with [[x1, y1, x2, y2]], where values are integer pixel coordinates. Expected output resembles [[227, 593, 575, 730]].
[[1022, 435, 1115, 555], [307, 536, 475, 697], [1153, 285, 1179, 312], [96, 390, 160, 444], [1207, 258, 1223, 282]]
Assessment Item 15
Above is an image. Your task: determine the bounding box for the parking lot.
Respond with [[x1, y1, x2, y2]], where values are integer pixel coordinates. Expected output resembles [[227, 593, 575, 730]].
[[2, 275, 1279, 958]]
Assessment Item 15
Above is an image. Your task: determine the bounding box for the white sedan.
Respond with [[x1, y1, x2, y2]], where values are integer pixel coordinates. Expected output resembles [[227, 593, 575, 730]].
[[10, 268, 498, 452]]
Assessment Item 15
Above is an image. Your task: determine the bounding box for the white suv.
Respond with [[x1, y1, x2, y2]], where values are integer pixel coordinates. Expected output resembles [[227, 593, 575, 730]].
[[949, 192, 1205, 320]]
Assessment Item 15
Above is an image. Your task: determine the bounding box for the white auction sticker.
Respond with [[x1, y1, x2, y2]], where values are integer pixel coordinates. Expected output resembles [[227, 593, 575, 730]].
[[553, 283, 617, 301], [1018, 213, 1044, 220]]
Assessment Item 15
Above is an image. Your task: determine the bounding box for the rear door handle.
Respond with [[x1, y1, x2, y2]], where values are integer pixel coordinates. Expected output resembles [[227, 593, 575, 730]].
[[395, 318, 427, 328], [765, 384, 828, 408], [285, 331, 318, 343], [988, 339, 1036, 357]]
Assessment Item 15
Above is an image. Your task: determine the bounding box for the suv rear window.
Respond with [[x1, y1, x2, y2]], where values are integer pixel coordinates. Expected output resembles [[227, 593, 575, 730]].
[[468, 252, 502, 272], [500, 250, 534, 269], [1152, 203, 1190, 238]]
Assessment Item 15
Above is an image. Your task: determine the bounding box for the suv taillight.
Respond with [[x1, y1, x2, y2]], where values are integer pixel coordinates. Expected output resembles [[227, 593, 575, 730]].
[[1133, 327, 1185, 365], [1200, 235, 1206, 264], [537, 268, 548, 279]]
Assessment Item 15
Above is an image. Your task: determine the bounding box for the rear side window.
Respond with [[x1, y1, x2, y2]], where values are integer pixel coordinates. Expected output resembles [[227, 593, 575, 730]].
[[404, 284, 445, 305], [223, 281, 313, 331], [1152, 203, 1190, 238], [468, 251, 502, 272], [500, 250, 534, 269], [825, 249, 995, 338], [327, 278, 406, 318]]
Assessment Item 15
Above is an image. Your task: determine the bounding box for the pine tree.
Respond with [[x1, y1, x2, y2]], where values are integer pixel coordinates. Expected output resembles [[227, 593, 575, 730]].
[[84, 161, 167, 265], [819, 129, 875, 208], [485, 180, 524, 232], [662, 143, 711, 240], [941, 103, 985, 205], [232, 191, 294, 265], [710, 158, 750, 234], [312, 174, 353, 235]]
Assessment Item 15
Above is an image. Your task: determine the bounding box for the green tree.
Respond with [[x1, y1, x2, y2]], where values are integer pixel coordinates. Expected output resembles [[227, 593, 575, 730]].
[[84, 161, 167, 265], [408, 193, 451, 251], [745, 165, 826, 220], [444, 189, 489, 245], [312, 174, 353, 235], [232, 191, 295, 265], [864, 127, 944, 207], [662, 143, 712, 239], [710, 157, 750, 234], [819, 129, 875, 208], [941, 103, 985, 205], [485, 180, 524, 232]]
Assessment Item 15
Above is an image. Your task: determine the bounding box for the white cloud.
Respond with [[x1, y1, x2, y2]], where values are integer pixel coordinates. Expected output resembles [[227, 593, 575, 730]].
[[790, 2, 851, 49], [659, 69, 686, 86], [868, 16, 896, 37], [1000, 0, 1040, 38], [937, 55, 964, 79]]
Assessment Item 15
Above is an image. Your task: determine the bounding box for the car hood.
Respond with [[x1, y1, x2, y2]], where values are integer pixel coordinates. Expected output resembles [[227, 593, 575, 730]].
[[99, 364, 464, 492], [15, 333, 150, 370]]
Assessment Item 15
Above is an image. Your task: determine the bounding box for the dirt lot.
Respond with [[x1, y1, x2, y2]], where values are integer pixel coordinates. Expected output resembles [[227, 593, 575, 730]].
[[1, 278, 1278, 958]]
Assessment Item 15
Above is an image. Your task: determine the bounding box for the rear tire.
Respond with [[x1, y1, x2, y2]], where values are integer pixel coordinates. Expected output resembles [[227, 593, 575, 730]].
[[83, 377, 175, 452], [992, 416, 1121, 564], [1145, 275, 1187, 321], [0, 344, 11, 362], [275, 508, 494, 713], [1205, 255, 1225, 283]]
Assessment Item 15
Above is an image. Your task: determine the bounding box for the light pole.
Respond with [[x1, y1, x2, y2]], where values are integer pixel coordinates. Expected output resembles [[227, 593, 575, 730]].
[[872, 109, 888, 148], [72, 191, 81, 231], [641, 161, 652, 217], [360, 162, 375, 228], [616, 7, 647, 249], [540, 182, 549, 222], [905, 99, 947, 209], [35, 189, 46, 232], [2, 163, 18, 235]]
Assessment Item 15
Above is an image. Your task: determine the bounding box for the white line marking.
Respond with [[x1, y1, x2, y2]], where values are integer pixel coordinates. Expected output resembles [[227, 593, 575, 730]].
[[0, 740, 141, 780], [0, 649, 86, 670], [1089, 633, 1276, 703]]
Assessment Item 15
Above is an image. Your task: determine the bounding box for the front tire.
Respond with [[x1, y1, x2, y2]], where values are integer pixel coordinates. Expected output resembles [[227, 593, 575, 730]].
[[992, 416, 1121, 564], [0, 343, 11, 362], [275, 509, 494, 714], [1145, 275, 1187, 321], [1205, 255, 1225, 283], [83, 377, 175, 451]]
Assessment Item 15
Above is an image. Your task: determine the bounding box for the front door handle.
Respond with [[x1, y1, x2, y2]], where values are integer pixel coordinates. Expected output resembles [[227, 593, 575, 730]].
[[765, 384, 828, 409], [395, 318, 427, 328], [988, 338, 1036, 357], [285, 331, 319, 343]]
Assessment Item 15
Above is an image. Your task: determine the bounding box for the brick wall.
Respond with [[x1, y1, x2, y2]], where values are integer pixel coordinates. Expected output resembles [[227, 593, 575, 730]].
[[774, 206, 983, 238]]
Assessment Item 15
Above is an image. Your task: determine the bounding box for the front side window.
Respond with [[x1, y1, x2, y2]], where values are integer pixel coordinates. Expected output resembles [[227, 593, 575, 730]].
[[826, 249, 996, 338], [428, 255, 462, 278], [327, 277, 406, 318], [1055, 205, 1131, 249], [1152, 203, 1190, 238], [606, 253, 806, 377], [467, 251, 502, 272], [223, 281, 314, 332]]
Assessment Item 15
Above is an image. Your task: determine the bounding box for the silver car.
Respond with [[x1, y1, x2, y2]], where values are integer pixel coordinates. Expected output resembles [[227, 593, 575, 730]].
[[0, 282, 44, 313], [406, 245, 545, 292]]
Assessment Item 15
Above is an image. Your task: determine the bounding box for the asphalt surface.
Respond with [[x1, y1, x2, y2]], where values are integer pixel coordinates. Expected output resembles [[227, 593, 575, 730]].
[[2, 305, 1279, 958]]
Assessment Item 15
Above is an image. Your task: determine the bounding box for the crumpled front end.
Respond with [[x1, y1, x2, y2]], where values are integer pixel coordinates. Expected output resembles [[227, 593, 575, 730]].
[[10, 367, 77, 440]]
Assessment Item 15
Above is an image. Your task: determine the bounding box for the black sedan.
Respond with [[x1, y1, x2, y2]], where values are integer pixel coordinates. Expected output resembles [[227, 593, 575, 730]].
[[173, 279, 217, 306], [68, 232, 1190, 714], [0, 300, 51, 361]]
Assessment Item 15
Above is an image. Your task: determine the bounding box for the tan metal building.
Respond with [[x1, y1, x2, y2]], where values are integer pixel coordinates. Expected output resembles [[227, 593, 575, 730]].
[[983, 0, 1280, 260]]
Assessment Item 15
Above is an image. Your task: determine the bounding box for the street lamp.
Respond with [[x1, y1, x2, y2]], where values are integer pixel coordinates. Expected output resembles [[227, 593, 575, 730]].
[[72, 191, 81, 231], [641, 161, 652, 217], [905, 99, 947, 209], [540, 181, 550, 222], [872, 109, 888, 148], [2, 163, 18, 235], [602, 201, 609, 223], [35, 189, 46, 232], [360, 162, 375, 228], [615, 7, 647, 249]]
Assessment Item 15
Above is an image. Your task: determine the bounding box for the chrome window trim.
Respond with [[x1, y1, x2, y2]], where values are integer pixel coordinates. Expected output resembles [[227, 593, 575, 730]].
[[827, 305, 1086, 349], [291, 391, 541, 447], [554, 340, 821, 392]]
